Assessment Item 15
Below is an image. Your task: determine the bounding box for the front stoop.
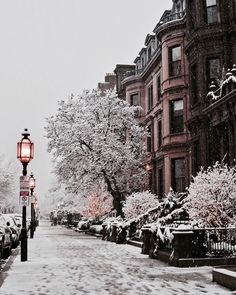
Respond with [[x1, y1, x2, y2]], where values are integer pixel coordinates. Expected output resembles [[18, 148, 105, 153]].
[[213, 266, 236, 291]]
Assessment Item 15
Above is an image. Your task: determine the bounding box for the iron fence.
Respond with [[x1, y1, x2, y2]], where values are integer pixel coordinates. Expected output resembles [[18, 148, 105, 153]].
[[153, 226, 236, 258]]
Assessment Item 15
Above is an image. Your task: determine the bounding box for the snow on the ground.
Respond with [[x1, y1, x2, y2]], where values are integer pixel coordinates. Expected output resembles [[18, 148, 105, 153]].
[[0, 221, 232, 295]]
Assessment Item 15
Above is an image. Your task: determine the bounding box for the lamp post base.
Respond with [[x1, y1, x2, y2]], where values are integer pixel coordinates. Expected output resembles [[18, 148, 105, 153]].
[[30, 201, 34, 239], [21, 228, 28, 261], [21, 206, 28, 261]]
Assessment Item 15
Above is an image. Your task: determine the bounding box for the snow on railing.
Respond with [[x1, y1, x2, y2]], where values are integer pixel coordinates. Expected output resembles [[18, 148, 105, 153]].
[[142, 224, 236, 258], [207, 65, 236, 104]]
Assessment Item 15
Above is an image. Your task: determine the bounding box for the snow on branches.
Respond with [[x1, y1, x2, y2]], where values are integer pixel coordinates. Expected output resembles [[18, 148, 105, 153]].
[[123, 191, 159, 219], [0, 157, 19, 212], [185, 162, 236, 227], [45, 89, 147, 215], [83, 183, 113, 220]]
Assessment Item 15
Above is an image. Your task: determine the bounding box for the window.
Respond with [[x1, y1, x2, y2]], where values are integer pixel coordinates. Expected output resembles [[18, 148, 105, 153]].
[[169, 45, 181, 77], [190, 64, 198, 105], [206, 0, 219, 24], [148, 85, 153, 111], [189, 0, 196, 30], [207, 57, 220, 88], [147, 125, 153, 153], [158, 168, 164, 198], [141, 57, 145, 69], [130, 93, 140, 106], [148, 47, 152, 61], [172, 158, 185, 192], [157, 76, 161, 101], [192, 141, 200, 176], [158, 120, 162, 148], [170, 99, 184, 134]]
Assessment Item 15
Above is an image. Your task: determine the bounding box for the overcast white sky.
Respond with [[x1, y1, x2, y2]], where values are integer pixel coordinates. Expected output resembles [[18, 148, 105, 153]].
[[0, 0, 172, 209]]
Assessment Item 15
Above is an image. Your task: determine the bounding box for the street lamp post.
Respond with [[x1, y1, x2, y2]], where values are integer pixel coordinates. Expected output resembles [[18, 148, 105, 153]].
[[29, 173, 36, 239], [17, 129, 34, 262]]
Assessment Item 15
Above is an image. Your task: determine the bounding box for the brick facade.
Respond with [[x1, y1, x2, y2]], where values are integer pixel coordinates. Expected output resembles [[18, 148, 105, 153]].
[[113, 0, 236, 197]]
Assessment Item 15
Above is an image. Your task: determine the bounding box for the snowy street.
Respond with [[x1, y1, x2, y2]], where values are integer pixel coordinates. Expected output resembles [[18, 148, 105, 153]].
[[0, 221, 231, 295]]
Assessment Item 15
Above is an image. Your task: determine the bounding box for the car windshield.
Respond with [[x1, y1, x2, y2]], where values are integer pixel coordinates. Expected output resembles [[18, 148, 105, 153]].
[[3, 215, 17, 227]]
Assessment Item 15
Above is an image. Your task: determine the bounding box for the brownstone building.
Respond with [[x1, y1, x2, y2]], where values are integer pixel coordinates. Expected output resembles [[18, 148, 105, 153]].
[[185, 0, 236, 173], [97, 73, 116, 92], [113, 0, 236, 197]]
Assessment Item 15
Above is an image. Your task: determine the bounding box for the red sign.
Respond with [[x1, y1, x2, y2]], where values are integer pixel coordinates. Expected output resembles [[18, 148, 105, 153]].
[[20, 191, 29, 197], [19, 190, 29, 206]]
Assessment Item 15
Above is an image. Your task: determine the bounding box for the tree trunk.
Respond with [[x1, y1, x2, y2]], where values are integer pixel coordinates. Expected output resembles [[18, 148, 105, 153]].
[[112, 192, 124, 217], [102, 171, 125, 217]]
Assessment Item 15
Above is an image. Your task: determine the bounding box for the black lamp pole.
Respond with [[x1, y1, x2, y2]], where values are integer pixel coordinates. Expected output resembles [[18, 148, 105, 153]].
[[29, 173, 36, 239], [17, 129, 34, 262], [21, 183, 27, 261]]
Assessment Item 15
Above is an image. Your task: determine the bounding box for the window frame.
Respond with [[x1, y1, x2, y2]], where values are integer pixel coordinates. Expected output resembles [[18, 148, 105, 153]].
[[157, 168, 164, 198], [190, 63, 198, 105], [169, 45, 182, 77], [158, 120, 162, 148], [157, 75, 161, 102], [170, 99, 184, 134], [147, 46, 152, 61], [171, 158, 185, 192], [130, 93, 140, 106], [146, 124, 153, 153], [206, 56, 221, 89], [205, 0, 219, 24], [192, 140, 200, 176], [147, 84, 153, 111]]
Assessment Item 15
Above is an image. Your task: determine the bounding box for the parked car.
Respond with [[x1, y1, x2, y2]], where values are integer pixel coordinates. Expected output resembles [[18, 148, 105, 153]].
[[0, 215, 12, 257], [14, 214, 31, 231], [2, 214, 21, 248], [13, 214, 22, 227]]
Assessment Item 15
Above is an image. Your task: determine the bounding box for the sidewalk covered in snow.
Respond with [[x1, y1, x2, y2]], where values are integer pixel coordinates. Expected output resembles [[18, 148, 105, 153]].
[[0, 221, 230, 295]]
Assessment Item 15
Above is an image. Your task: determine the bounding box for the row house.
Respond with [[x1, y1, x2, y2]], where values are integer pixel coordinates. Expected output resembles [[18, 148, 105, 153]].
[[97, 73, 116, 93], [185, 0, 236, 172], [115, 0, 189, 198], [114, 0, 236, 197]]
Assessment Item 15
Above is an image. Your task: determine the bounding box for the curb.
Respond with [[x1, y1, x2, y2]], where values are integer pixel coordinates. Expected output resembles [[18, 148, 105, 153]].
[[0, 247, 20, 288]]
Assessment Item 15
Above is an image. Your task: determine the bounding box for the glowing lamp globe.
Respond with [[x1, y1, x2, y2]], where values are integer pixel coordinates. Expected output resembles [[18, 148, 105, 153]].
[[17, 129, 34, 164], [29, 173, 36, 189]]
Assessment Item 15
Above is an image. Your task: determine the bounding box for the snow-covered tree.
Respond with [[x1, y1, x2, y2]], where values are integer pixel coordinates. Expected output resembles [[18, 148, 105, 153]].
[[84, 183, 113, 219], [0, 158, 19, 213], [44, 179, 86, 215], [123, 191, 159, 219], [45, 89, 147, 216], [185, 162, 236, 227]]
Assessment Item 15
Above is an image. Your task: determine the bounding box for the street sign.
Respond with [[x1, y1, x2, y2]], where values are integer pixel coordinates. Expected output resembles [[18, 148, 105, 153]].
[[20, 176, 30, 190], [19, 176, 30, 206], [19, 191, 29, 206]]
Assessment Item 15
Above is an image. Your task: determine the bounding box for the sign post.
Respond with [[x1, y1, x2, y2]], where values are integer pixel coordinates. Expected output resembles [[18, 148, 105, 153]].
[[19, 175, 29, 261], [19, 176, 30, 206]]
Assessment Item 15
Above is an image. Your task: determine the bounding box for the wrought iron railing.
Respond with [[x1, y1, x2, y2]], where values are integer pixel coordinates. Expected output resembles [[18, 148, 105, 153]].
[[159, 11, 185, 25], [204, 227, 236, 257], [153, 226, 236, 258]]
